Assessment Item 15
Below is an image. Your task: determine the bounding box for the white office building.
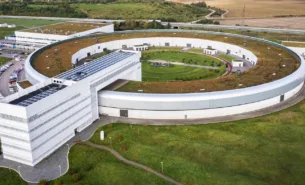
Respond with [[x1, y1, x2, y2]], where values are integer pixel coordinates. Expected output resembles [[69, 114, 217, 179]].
[[0, 50, 141, 166]]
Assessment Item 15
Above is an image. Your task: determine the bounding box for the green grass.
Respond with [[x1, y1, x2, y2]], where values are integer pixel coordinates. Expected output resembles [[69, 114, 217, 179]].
[[148, 46, 183, 51], [48, 144, 171, 185], [0, 18, 62, 28], [0, 56, 12, 65], [90, 99, 305, 185], [218, 54, 236, 62], [72, 2, 210, 21], [188, 48, 203, 53], [0, 18, 62, 39], [142, 62, 224, 82], [143, 51, 224, 67], [0, 168, 27, 185]]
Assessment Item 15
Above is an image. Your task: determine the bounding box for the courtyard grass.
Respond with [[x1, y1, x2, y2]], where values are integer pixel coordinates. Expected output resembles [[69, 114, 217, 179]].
[[0, 168, 27, 185], [142, 62, 224, 82], [0, 56, 12, 66], [90, 98, 305, 185], [48, 144, 171, 185], [218, 54, 236, 62], [143, 51, 223, 67]]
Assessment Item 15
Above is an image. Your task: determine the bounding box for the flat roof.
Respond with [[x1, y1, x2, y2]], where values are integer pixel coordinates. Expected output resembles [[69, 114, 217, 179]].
[[56, 51, 135, 81], [23, 22, 108, 35], [9, 83, 66, 107]]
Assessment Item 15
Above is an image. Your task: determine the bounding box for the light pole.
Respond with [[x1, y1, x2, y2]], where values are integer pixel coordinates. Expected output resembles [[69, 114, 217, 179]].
[[109, 137, 112, 148], [18, 166, 21, 174], [59, 165, 61, 176], [161, 162, 163, 173], [66, 143, 70, 150]]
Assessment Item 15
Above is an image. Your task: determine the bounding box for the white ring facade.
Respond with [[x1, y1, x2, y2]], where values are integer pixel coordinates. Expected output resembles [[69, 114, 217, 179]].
[[25, 30, 305, 120]]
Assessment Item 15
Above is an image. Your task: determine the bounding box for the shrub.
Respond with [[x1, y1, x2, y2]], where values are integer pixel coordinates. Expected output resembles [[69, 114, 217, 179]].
[[71, 173, 81, 182], [38, 180, 48, 185], [117, 135, 123, 142], [54, 179, 62, 185]]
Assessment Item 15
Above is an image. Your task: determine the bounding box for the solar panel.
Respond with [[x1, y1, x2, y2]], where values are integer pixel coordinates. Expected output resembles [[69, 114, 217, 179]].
[[56, 51, 135, 81], [9, 84, 66, 107]]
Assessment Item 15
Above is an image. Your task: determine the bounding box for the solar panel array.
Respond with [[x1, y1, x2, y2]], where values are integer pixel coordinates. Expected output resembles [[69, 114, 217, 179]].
[[56, 51, 135, 81], [10, 84, 66, 107]]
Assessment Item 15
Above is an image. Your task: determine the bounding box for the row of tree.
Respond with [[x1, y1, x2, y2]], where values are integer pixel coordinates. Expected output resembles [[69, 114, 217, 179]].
[[114, 20, 170, 31]]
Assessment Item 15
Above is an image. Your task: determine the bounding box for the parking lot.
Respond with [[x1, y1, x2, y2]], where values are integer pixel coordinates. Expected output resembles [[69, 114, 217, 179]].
[[0, 49, 28, 97]]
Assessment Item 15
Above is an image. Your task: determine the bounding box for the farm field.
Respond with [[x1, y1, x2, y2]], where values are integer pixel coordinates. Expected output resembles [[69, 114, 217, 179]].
[[207, 0, 305, 18], [71, 3, 210, 21], [0, 18, 62, 28], [89, 98, 305, 185], [282, 41, 305, 48], [0, 18, 63, 39], [142, 62, 224, 82], [170, 0, 305, 18], [219, 17, 305, 30]]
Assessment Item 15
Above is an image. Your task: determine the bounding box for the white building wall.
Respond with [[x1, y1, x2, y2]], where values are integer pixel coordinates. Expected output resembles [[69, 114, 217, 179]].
[[99, 81, 303, 119], [288, 47, 305, 56], [0, 50, 141, 166]]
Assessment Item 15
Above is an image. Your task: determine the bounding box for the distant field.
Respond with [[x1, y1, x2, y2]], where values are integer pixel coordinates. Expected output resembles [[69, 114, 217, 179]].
[[282, 41, 305, 48], [205, 0, 305, 18], [169, 0, 305, 18], [71, 3, 210, 21], [0, 18, 62, 28]]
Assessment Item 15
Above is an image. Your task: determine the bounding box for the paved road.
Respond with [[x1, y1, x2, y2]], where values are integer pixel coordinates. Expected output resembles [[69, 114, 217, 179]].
[[0, 60, 24, 96], [85, 141, 183, 185]]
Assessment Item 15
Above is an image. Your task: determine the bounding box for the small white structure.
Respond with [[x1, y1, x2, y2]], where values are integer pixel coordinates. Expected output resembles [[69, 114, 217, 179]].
[[0, 23, 16, 28], [204, 48, 218, 55], [232, 59, 244, 67], [0, 23, 8, 27], [133, 45, 148, 51], [7, 24, 16, 28], [100, 130, 104, 140]]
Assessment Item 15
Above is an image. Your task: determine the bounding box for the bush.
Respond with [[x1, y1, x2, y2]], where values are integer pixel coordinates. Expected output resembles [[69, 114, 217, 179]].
[[71, 173, 81, 182], [54, 179, 62, 185], [38, 180, 48, 185]]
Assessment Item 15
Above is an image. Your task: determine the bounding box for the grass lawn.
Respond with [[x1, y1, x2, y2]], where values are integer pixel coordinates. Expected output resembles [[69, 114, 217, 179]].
[[72, 2, 210, 22], [142, 62, 224, 82], [218, 54, 236, 62], [90, 98, 305, 185], [0, 168, 27, 185], [148, 46, 183, 51], [48, 144, 171, 185], [143, 51, 223, 67], [0, 56, 12, 65], [0, 18, 62, 28], [188, 48, 203, 53]]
